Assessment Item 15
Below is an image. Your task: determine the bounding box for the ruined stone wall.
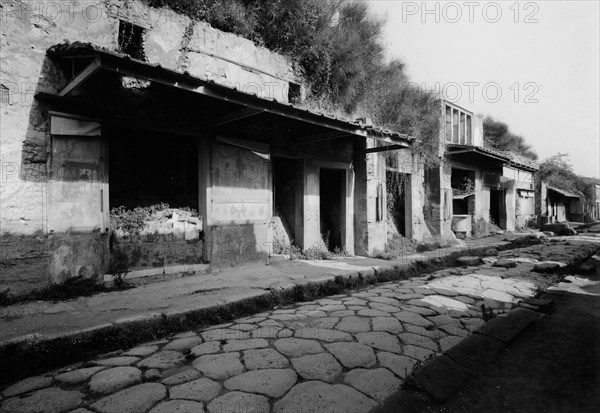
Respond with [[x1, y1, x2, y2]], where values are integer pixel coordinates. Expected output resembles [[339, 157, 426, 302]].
[[0, 0, 299, 291]]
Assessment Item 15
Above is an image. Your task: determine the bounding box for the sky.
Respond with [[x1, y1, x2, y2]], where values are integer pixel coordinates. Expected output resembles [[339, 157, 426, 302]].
[[368, 0, 600, 178]]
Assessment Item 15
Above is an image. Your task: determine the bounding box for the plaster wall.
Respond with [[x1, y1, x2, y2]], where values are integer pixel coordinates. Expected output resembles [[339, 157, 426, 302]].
[[0, 0, 298, 290]]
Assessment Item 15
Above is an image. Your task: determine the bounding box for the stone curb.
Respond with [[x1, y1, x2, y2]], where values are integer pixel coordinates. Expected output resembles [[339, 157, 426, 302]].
[[0, 240, 535, 385], [370, 303, 550, 412]]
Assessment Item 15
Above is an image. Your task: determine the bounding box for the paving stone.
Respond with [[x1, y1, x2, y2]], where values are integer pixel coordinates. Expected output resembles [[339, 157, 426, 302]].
[[403, 305, 437, 316], [201, 328, 250, 341], [123, 345, 159, 357], [336, 316, 371, 333], [300, 310, 326, 318], [207, 391, 269, 413], [394, 311, 435, 329], [369, 303, 402, 313], [421, 295, 470, 311], [278, 328, 294, 338], [357, 308, 391, 317], [291, 353, 342, 382], [89, 367, 142, 394], [161, 368, 202, 386], [319, 304, 347, 312], [90, 383, 167, 413], [493, 259, 517, 268], [412, 355, 471, 402], [0, 387, 84, 413], [190, 341, 221, 357], [222, 338, 269, 352], [372, 317, 403, 334], [144, 369, 161, 381], [2, 376, 52, 397], [398, 333, 439, 351], [138, 351, 185, 369], [325, 342, 376, 368], [377, 352, 416, 379], [343, 298, 368, 305], [355, 332, 402, 353], [344, 368, 401, 402], [481, 289, 514, 303], [149, 400, 205, 413], [394, 293, 425, 300], [301, 317, 339, 329], [224, 369, 297, 398], [406, 299, 431, 308], [55, 367, 105, 384], [169, 378, 221, 401], [163, 336, 203, 351], [94, 357, 140, 367], [437, 334, 462, 351], [251, 325, 282, 338], [454, 296, 476, 305], [69, 409, 94, 413], [269, 313, 298, 321], [403, 324, 446, 340], [193, 352, 244, 380], [403, 345, 436, 362], [294, 328, 352, 342], [273, 381, 377, 413], [243, 348, 289, 370], [274, 338, 324, 357], [438, 324, 470, 338], [330, 310, 355, 317], [532, 262, 563, 273], [369, 296, 401, 305]]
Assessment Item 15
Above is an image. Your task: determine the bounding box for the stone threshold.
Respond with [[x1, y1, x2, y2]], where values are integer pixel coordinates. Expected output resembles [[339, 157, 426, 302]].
[[103, 264, 210, 286]]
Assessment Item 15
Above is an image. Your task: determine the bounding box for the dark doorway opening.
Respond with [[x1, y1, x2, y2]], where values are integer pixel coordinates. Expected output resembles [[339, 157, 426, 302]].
[[387, 171, 409, 236], [451, 168, 476, 215], [320, 168, 345, 251], [108, 128, 198, 210], [273, 157, 302, 246], [490, 189, 506, 228]]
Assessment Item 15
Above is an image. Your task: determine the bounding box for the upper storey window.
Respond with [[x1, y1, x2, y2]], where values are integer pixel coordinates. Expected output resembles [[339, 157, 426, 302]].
[[444, 104, 472, 145]]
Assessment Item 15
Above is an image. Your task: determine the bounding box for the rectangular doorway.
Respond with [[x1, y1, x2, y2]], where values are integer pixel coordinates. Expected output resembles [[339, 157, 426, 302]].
[[320, 168, 345, 251], [490, 189, 506, 229], [386, 171, 409, 236], [273, 157, 303, 248]]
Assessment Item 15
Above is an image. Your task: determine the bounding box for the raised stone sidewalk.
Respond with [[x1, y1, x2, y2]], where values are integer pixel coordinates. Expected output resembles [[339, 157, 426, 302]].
[[1, 237, 597, 413]]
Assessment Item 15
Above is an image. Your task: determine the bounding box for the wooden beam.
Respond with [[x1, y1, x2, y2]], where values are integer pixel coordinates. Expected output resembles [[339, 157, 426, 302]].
[[59, 57, 102, 96], [209, 107, 264, 128], [358, 144, 410, 154]]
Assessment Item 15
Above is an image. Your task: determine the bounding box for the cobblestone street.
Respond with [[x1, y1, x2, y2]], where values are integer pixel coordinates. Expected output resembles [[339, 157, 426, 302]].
[[1, 238, 598, 413]]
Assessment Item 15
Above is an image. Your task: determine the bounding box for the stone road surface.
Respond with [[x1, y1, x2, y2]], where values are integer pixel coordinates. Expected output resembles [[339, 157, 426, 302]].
[[1, 238, 597, 413]]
